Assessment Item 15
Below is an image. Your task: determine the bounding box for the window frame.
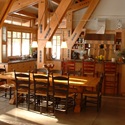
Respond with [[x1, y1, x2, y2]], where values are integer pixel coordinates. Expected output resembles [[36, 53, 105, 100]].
[[51, 35, 61, 60], [7, 31, 31, 56]]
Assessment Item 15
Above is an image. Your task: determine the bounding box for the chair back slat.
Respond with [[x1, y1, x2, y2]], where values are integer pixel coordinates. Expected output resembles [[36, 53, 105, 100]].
[[14, 71, 30, 90], [104, 62, 117, 74], [33, 73, 50, 95], [83, 61, 95, 76], [61, 61, 75, 75], [52, 76, 69, 97]]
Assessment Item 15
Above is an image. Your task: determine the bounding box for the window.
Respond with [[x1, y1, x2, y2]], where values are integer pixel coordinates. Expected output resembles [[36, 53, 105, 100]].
[[51, 35, 61, 60], [7, 31, 31, 56], [4, 16, 31, 27]]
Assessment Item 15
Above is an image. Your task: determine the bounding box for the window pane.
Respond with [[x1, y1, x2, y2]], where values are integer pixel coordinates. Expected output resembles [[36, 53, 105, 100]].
[[8, 38, 11, 56], [12, 39, 21, 56], [13, 32, 17, 38], [56, 46, 60, 59], [22, 39, 30, 55], [52, 35, 61, 60], [53, 40, 56, 45], [22, 33, 26, 38], [26, 33, 30, 38], [57, 40, 60, 46], [12, 17, 21, 25], [7, 31, 11, 38], [17, 32, 21, 38], [4, 16, 12, 24]]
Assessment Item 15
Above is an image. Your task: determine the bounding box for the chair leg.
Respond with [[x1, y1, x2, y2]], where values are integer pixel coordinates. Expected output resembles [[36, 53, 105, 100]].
[[34, 95, 36, 110], [4, 89, 7, 98], [27, 93, 30, 110], [9, 87, 12, 99], [16, 92, 18, 108]]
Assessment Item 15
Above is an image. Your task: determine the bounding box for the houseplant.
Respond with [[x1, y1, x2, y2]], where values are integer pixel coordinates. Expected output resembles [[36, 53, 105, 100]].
[[116, 49, 125, 63]]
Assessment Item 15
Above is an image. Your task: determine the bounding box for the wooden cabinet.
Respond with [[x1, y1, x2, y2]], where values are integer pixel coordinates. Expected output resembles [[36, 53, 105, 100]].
[[0, 60, 36, 72]]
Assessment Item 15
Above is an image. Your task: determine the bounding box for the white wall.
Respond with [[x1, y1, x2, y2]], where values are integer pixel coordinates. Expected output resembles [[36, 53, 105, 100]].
[[73, 0, 125, 30]]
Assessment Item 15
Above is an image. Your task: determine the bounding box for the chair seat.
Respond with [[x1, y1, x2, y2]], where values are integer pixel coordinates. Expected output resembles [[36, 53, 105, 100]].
[[35, 91, 48, 96], [17, 89, 29, 94], [0, 83, 15, 88], [54, 92, 75, 98]]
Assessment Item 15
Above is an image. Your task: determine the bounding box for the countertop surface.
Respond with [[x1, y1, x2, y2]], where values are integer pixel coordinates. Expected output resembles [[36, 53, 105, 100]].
[[0, 58, 37, 64]]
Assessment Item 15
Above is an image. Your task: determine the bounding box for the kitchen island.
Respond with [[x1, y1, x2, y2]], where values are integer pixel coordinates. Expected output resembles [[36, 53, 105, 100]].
[[0, 58, 36, 72]]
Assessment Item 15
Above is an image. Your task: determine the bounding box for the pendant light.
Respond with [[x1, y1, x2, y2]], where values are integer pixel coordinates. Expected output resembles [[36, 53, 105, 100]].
[[31, 41, 38, 48], [61, 31, 67, 48]]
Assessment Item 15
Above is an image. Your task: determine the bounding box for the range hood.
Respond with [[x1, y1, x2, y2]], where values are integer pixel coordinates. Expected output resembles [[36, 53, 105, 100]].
[[84, 34, 115, 41]]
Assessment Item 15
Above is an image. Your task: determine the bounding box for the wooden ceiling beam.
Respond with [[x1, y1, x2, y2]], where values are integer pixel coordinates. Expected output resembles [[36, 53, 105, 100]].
[[7, 14, 36, 20], [38, 0, 74, 48], [9, 0, 41, 13], [67, 0, 100, 48], [12, 10, 37, 18], [51, 0, 61, 5], [68, 0, 91, 12], [0, 0, 16, 28]]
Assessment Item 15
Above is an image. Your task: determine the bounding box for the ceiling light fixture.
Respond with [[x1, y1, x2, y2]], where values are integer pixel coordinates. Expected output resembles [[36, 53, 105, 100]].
[[61, 31, 67, 48], [31, 41, 38, 48]]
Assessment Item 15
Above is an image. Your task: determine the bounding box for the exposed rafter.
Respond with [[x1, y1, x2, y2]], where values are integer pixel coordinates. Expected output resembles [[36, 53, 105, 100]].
[[68, 0, 91, 12], [9, 0, 40, 14], [38, 0, 74, 47], [67, 0, 100, 48], [52, 0, 61, 5], [0, 0, 16, 28], [11, 10, 37, 19]]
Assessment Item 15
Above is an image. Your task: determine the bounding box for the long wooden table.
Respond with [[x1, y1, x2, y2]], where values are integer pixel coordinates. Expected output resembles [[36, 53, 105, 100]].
[[0, 72, 100, 112]]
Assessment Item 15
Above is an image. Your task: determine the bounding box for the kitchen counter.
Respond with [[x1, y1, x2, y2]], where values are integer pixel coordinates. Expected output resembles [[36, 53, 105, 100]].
[[8, 58, 36, 64], [0, 58, 36, 72]]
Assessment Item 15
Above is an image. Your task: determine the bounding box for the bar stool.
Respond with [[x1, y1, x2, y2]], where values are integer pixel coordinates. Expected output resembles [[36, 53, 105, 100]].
[[103, 61, 119, 96]]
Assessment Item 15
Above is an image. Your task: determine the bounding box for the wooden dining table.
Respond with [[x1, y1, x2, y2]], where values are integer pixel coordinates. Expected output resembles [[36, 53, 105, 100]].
[[0, 72, 100, 113]]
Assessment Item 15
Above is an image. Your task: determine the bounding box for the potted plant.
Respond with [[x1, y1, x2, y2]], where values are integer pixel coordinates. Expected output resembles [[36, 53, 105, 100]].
[[117, 49, 125, 63]]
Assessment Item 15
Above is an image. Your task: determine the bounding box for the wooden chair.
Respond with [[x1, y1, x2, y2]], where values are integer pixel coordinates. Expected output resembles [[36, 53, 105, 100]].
[[103, 61, 119, 95], [82, 60, 96, 77], [61, 61, 67, 75], [61, 60, 75, 75], [52, 75, 76, 113], [14, 70, 31, 110], [0, 65, 14, 99], [68, 68, 82, 76], [81, 74, 104, 112], [33, 72, 52, 113]]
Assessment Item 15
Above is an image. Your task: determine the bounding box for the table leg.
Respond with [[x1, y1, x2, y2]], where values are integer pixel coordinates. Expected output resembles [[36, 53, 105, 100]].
[[74, 86, 84, 113]]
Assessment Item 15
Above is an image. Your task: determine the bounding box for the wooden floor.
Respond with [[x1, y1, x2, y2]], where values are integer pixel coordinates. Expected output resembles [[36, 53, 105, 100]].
[[0, 93, 125, 125]]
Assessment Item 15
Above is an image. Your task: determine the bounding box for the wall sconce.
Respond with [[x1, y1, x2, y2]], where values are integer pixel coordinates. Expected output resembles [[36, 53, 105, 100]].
[[46, 41, 52, 48], [31, 41, 38, 48]]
